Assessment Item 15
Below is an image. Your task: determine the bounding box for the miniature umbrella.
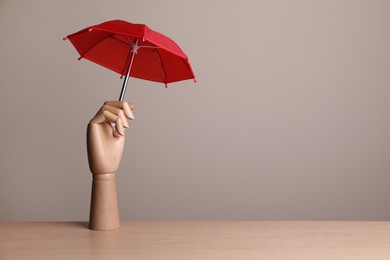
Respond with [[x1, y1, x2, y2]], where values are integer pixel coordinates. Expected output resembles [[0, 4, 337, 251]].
[[64, 19, 196, 100]]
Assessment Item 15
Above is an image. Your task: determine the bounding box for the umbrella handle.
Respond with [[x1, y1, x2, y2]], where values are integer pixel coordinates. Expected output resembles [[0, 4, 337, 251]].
[[119, 39, 139, 101]]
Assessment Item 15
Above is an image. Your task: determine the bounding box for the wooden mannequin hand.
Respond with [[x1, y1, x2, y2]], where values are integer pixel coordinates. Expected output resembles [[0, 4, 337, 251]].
[[87, 101, 135, 174]]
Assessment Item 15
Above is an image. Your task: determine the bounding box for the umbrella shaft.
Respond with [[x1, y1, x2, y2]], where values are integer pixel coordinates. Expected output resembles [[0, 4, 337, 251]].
[[119, 39, 139, 101], [119, 73, 131, 101]]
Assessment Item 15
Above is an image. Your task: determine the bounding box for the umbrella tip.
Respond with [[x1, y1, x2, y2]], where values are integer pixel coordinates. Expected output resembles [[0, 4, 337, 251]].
[[63, 37, 68, 41], [193, 78, 197, 83], [165, 83, 168, 88]]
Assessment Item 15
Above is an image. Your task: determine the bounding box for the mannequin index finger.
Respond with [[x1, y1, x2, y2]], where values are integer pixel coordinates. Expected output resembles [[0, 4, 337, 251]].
[[105, 101, 135, 119], [105, 101, 135, 110], [104, 101, 135, 119]]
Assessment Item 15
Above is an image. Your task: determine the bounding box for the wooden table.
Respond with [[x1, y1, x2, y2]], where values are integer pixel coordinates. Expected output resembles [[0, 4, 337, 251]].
[[1, 221, 390, 259]]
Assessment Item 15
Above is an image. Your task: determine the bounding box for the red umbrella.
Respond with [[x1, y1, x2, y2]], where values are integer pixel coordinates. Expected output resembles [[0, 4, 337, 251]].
[[64, 20, 196, 100]]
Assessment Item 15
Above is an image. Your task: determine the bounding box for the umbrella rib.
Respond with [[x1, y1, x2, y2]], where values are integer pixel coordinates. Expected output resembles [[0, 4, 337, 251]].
[[154, 49, 168, 86], [78, 34, 115, 60]]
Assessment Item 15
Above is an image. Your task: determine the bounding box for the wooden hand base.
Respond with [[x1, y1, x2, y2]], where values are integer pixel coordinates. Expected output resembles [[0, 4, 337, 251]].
[[89, 173, 120, 231]]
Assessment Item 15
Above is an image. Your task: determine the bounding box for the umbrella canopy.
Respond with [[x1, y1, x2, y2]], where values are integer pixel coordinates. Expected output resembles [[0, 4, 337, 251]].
[[64, 20, 196, 100]]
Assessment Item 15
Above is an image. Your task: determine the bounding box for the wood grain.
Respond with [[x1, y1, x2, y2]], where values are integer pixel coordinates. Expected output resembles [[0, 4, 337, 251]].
[[1, 221, 390, 259]]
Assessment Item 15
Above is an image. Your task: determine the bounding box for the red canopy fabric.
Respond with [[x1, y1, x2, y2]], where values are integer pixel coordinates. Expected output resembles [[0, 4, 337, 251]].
[[65, 20, 196, 85]]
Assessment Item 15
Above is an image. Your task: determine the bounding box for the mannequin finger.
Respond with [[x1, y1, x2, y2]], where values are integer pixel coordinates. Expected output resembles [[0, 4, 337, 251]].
[[105, 101, 135, 119], [105, 100, 135, 109], [115, 117, 125, 136], [103, 110, 118, 124], [103, 104, 129, 128], [113, 125, 119, 137], [122, 102, 135, 119], [103, 109, 127, 137]]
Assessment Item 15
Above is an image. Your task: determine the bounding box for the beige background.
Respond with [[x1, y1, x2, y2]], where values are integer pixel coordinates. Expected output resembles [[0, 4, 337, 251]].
[[1, 0, 389, 221]]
